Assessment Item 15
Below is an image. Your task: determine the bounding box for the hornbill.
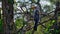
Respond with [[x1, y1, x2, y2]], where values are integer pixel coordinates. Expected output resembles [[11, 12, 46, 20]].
[[34, 9, 39, 31]]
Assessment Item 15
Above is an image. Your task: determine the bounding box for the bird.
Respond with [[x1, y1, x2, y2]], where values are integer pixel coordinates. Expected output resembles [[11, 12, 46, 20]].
[[34, 9, 39, 31]]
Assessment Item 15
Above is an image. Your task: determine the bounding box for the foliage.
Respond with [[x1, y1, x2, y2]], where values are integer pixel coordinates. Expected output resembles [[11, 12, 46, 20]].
[[50, 0, 60, 4], [4, 0, 60, 34], [0, 19, 3, 32], [15, 18, 23, 29], [8, 0, 14, 4], [44, 20, 55, 34]]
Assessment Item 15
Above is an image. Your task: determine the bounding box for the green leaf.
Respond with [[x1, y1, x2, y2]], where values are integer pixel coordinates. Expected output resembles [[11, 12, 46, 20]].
[[8, 0, 14, 4], [15, 19, 23, 29], [0, 19, 3, 32]]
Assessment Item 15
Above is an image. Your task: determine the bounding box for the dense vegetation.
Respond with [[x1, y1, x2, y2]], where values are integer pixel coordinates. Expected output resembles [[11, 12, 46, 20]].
[[0, 0, 60, 34]]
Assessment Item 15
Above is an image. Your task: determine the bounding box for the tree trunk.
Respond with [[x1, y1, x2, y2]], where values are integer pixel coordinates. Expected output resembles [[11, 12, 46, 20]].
[[2, 0, 15, 34]]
